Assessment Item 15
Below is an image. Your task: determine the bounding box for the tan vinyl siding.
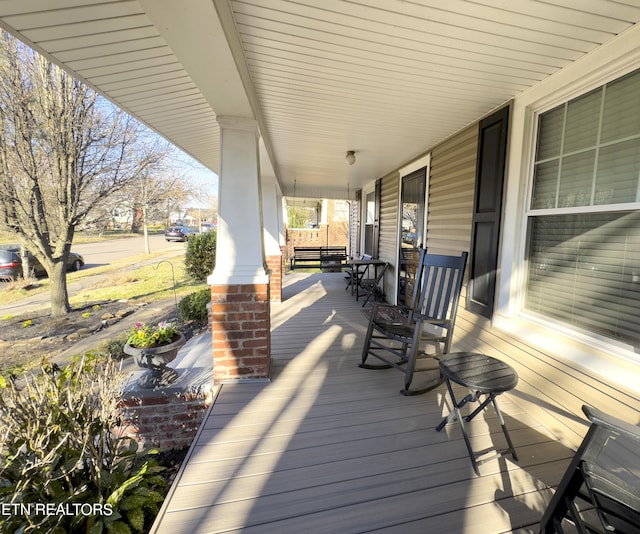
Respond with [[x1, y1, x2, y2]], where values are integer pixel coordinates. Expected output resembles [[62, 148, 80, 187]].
[[427, 124, 640, 450], [364, 119, 638, 452], [378, 172, 400, 299], [451, 308, 640, 449], [427, 125, 477, 256]]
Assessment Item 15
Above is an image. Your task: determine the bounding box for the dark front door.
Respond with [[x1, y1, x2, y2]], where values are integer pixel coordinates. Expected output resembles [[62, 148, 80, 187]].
[[399, 168, 426, 305], [467, 106, 510, 318]]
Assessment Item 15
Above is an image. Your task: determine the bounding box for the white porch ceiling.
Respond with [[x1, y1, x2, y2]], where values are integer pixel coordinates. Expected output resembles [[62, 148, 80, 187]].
[[0, 0, 638, 199]]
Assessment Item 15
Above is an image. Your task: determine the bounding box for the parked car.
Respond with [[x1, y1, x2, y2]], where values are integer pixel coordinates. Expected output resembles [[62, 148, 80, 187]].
[[0, 245, 84, 282], [200, 222, 215, 233], [402, 231, 416, 244], [164, 226, 197, 242]]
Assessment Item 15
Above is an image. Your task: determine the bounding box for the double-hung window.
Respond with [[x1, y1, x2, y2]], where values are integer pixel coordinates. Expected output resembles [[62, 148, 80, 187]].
[[525, 69, 640, 348]]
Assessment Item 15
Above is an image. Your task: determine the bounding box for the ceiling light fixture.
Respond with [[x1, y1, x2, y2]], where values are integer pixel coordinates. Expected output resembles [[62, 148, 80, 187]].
[[345, 150, 356, 165]]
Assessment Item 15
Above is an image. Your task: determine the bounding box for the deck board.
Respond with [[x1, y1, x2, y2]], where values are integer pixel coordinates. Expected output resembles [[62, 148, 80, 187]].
[[152, 272, 578, 533]]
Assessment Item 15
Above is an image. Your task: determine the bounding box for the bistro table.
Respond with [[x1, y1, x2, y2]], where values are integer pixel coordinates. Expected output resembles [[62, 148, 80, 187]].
[[346, 258, 387, 302], [436, 352, 519, 475]]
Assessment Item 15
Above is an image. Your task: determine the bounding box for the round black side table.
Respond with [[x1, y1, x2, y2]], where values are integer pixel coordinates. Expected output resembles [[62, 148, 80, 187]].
[[436, 352, 519, 475]]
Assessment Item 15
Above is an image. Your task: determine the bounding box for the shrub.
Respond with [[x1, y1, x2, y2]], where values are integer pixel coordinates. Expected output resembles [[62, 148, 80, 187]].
[[99, 334, 127, 360], [184, 230, 216, 282], [0, 354, 167, 533], [179, 289, 211, 322]]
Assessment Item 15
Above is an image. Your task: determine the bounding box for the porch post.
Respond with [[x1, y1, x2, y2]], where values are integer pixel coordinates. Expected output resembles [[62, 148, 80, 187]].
[[209, 116, 270, 384], [262, 174, 284, 302]]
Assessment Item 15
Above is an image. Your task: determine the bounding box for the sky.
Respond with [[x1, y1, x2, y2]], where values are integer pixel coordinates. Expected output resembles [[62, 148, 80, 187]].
[[169, 150, 219, 209], [6, 31, 219, 213]]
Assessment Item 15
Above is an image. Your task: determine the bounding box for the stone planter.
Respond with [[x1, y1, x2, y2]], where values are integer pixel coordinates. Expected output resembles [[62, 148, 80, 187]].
[[124, 333, 186, 389]]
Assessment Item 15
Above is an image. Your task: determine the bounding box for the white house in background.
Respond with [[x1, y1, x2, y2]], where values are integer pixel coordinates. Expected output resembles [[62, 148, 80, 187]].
[[110, 206, 132, 229], [0, 2, 638, 446]]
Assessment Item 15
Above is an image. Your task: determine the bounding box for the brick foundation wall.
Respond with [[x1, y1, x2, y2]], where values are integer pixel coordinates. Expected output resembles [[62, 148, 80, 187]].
[[210, 283, 271, 383], [118, 389, 214, 450], [265, 254, 282, 302]]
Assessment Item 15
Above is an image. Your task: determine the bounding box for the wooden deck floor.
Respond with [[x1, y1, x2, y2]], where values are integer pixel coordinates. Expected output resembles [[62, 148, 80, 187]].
[[152, 272, 575, 533]]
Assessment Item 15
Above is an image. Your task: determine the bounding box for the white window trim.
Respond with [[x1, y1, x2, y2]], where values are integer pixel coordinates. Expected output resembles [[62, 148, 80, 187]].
[[395, 154, 430, 303], [528, 203, 640, 217], [399, 154, 430, 248], [360, 182, 376, 256], [526, 87, 640, 215], [495, 24, 640, 390], [521, 85, 640, 360]]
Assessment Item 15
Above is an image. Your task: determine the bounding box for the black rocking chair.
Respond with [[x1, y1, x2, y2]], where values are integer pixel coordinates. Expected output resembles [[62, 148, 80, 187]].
[[539, 405, 640, 534], [359, 250, 468, 395]]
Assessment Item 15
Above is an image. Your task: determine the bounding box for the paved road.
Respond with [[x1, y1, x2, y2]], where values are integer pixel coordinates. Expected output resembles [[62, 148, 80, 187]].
[[1, 235, 189, 316], [74, 233, 181, 269]]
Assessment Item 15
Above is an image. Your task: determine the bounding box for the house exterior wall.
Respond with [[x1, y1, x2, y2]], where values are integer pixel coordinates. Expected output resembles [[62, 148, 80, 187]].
[[492, 22, 640, 439], [427, 125, 477, 258], [378, 171, 401, 300], [451, 307, 640, 450], [422, 113, 640, 447], [362, 24, 640, 445]]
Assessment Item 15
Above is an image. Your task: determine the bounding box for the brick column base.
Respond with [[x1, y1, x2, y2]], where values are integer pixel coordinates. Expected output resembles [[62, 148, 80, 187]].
[[266, 253, 283, 302], [210, 283, 271, 384]]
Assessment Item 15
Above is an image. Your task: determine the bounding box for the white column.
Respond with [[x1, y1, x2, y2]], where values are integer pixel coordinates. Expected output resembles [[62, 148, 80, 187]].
[[320, 199, 329, 225], [209, 116, 268, 286], [277, 189, 285, 248], [261, 174, 282, 257]]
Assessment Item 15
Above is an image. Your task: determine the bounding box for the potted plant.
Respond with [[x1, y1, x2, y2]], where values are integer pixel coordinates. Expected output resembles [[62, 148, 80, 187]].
[[124, 321, 186, 388]]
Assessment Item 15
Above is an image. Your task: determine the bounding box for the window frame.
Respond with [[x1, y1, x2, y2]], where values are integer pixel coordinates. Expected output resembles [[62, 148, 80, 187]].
[[518, 71, 640, 357]]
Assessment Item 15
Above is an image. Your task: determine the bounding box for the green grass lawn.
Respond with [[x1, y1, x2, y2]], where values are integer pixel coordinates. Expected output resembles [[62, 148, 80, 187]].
[[69, 259, 206, 306], [0, 249, 206, 308]]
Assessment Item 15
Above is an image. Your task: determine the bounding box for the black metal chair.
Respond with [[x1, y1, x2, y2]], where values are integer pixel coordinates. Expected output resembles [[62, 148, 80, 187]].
[[539, 405, 640, 534], [359, 250, 468, 395], [345, 254, 371, 291], [358, 261, 389, 306]]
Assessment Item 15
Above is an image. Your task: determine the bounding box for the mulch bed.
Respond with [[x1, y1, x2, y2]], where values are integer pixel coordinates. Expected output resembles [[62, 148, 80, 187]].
[[155, 446, 191, 487]]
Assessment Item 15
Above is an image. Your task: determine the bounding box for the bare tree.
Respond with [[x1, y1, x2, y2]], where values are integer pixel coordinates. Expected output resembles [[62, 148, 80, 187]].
[[0, 32, 169, 316], [128, 172, 191, 232], [122, 169, 191, 253]]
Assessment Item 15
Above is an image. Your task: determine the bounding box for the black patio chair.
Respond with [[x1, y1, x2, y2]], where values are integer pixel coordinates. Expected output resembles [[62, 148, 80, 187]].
[[359, 250, 468, 395], [345, 254, 372, 291], [358, 261, 389, 306], [539, 405, 640, 534]]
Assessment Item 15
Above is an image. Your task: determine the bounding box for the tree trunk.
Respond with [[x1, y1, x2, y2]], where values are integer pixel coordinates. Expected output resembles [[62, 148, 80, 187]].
[[49, 260, 71, 316], [20, 245, 32, 279], [143, 205, 150, 254], [130, 205, 143, 233]]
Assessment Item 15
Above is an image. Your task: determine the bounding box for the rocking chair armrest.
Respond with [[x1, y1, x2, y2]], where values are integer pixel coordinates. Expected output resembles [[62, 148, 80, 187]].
[[582, 405, 640, 441], [412, 314, 451, 327]]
